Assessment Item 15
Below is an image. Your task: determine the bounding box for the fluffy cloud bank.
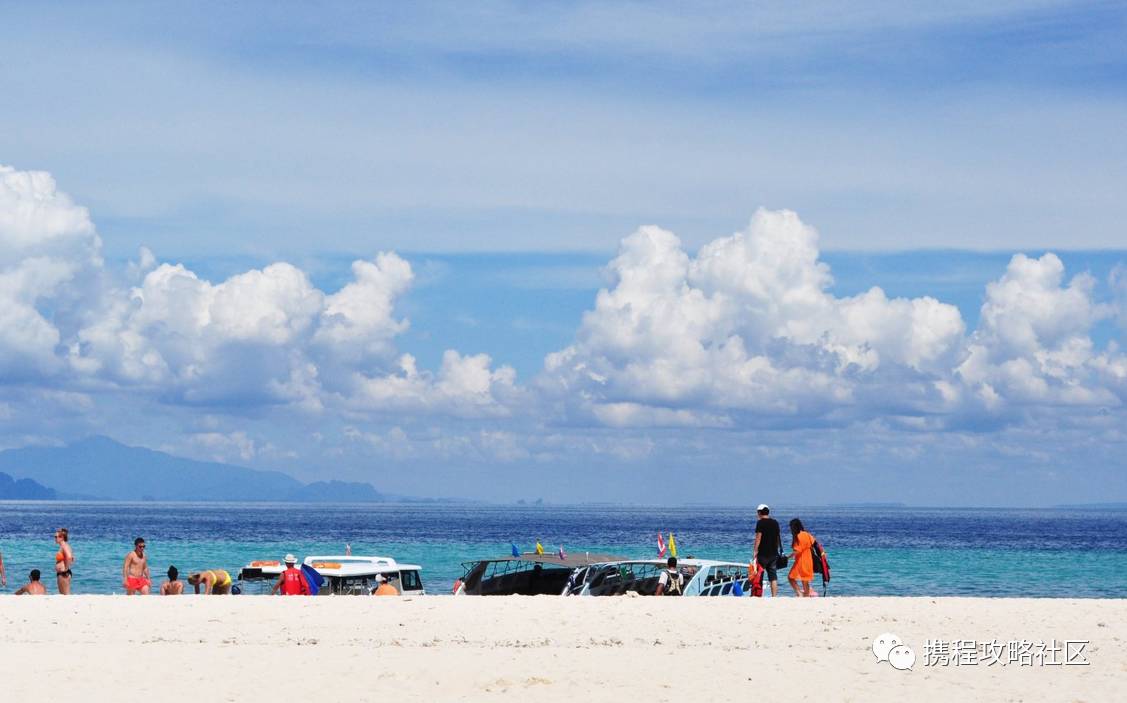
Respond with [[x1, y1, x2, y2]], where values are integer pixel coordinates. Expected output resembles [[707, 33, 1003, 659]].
[[0, 165, 515, 418], [0, 166, 102, 379], [2, 164, 1124, 459], [542, 209, 1125, 429]]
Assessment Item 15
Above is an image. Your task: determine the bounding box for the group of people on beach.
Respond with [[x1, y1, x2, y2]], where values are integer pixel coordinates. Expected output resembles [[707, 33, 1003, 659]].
[[0, 529, 395, 596], [4, 509, 822, 597], [650, 504, 824, 597], [0, 528, 75, 595], [1, 529, 236, 595]]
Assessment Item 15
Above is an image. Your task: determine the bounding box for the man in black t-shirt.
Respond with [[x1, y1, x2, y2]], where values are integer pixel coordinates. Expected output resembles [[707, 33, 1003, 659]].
[[753, 504, 781, 597]]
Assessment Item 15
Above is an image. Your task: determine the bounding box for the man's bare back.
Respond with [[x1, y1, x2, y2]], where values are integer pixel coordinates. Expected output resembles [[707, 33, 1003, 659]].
[[15, 570, 46, 595]]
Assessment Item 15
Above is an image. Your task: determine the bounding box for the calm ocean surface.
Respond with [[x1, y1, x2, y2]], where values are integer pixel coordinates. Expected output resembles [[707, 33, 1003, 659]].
[[1, 502, 1125, 597]]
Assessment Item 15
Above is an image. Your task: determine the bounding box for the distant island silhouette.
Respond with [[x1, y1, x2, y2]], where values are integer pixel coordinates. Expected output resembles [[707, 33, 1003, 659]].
[[0, 436, 417, 502]]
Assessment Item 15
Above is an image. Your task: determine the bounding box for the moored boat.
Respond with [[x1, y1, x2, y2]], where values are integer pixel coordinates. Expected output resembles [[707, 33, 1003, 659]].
[[237, 555, 425, 595], [456, 552, 624, 595]]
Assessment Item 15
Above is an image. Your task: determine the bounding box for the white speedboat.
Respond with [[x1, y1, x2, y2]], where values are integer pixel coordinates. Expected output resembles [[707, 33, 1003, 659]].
[[237, 555, 425, 595]]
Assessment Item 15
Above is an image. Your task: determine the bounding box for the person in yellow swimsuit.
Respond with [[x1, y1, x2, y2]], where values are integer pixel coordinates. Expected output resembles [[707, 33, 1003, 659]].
[[786, 518, 815, 597], [187, 569, 233, 594]]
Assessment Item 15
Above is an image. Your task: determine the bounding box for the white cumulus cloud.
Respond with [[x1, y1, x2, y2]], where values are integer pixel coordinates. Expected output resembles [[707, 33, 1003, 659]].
[[3, 162, 1125, 465], [0, 163, 516, 418], [0, 166, 103, 379], [542, 209, 966, 426], [543, 209, 1123, 429]]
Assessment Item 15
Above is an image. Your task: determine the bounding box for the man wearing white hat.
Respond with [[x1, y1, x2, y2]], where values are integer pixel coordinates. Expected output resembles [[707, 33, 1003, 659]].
[[272, 554, 310, 596], [753, 504, 782, 597], [371, 573, 399, 596]]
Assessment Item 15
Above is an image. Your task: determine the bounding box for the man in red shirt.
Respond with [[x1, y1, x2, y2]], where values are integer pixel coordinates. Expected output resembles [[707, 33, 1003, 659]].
[[272, 554, 310, 595]]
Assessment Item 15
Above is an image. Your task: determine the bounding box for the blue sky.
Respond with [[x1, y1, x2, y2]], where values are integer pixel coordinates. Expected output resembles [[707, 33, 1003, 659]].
[[1, 2, 1126, 505]]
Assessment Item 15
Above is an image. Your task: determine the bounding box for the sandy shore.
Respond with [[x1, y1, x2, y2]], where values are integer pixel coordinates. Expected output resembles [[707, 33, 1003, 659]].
[[0, 596, 1122, 702]]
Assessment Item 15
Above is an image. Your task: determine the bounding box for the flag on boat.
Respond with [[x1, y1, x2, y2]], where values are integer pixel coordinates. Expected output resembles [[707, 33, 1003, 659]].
[[558, 544, 566, 560], [669, 532, 678, 558], [657, 532, 666, 558], [535, 541, 545, 555], [511, 542, 520, 557]]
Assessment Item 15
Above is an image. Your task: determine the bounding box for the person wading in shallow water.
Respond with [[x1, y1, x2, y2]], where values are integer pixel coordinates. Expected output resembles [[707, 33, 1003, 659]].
[[161, 566, 184, 595], [123, 537, 151, 595], [15, 569, 47, 595], [55, 528, 74, 595]]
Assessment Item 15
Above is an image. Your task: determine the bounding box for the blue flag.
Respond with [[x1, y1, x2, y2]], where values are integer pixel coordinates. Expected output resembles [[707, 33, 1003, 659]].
[[301, 563, 324, 595], [511, 542, 520, 557]]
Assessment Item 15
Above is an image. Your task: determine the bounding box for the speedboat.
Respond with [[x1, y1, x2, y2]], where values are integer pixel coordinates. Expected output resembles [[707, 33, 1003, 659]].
[[565, 558, 755, 596], [237, 555, 425, 595], [456, 551, 624, 595]]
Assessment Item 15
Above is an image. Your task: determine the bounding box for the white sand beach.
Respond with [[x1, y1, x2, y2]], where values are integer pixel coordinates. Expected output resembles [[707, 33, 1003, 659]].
[[0, 596, 1122, 702]]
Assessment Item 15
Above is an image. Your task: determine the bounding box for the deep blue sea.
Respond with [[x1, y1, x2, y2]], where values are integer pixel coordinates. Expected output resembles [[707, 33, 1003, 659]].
[[2, 502, 1126, 597]]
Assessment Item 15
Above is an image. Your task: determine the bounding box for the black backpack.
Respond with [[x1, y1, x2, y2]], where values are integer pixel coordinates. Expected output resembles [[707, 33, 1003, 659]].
[[811, 539, 831, 594]]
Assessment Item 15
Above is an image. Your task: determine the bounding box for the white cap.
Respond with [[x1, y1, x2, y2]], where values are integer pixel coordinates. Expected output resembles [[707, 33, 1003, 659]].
[[375, 574, 387, 583], [284, 554, 296, 563], [757, 504, 769, 512]]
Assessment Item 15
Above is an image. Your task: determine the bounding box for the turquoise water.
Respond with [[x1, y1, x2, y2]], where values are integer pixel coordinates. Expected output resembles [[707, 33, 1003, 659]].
[[1, 502, 1125, 597]]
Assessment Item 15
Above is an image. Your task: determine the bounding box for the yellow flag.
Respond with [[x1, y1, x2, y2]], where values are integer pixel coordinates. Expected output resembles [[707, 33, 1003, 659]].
[[669, 532, 678, 558], [535, 541, 544, 555]]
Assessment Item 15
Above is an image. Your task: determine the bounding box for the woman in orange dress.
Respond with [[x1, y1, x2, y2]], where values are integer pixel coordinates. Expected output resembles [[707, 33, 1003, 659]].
[[787, 518, 814, 597]]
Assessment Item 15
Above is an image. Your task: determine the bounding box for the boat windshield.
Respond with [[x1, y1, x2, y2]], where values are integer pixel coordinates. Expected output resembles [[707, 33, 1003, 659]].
[[462, 559, 575, 595], [697, 564, 752, 596], [570, 562, 668, 595]]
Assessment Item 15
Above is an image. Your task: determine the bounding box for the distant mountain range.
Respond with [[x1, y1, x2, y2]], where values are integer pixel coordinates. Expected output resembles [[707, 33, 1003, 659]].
[[0, 471, 57, 499], [0, 436, 389, 502]]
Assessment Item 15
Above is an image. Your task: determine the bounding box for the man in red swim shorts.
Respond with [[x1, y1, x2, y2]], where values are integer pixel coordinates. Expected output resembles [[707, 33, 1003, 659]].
[[123, 537, 151, 595]]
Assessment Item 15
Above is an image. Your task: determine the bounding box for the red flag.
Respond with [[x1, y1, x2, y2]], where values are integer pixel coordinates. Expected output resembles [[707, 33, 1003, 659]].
[[657, 532, 666, 557]]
